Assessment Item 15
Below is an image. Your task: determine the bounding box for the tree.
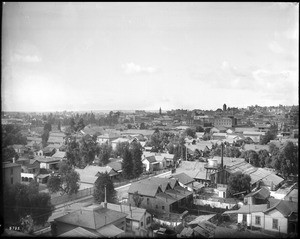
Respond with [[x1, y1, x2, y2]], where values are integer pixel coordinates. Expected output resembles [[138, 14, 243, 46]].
[[132, 191, 144, 207], [94, 172, 116, 203], [227, 172, 251, 197], [80, 135, 98, 166], [47, 162, 80, 195], [66, 137, 82, 167], [97, 143, 112, 166], [140, 122, 146, 129], [44, 122, 52, 132], [241, 150, 259, 167], [2, 146, 19, 162], [122, 147, 134, 179], [57, 120, 61, 131], [196, 125, 204, 132], [3, 182, 53, 229], [185, 128, 196, 138], [130, 141, 143, 178], [114, 141, 129, 158], [2, 124, 27, 148], [258, 149, 270, 168], [76, 118, 85, 132], [70, 118, 76, 132], [260, 130, 276, 145], [41, 129, 50, 148]]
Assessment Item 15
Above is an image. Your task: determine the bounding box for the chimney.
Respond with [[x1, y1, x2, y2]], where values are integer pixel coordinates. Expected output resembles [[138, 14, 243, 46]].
[[221, 143, 224, 169], [129, 203, 132, 217], [104, 185, 107, 208], [12, 157, 16, 163]]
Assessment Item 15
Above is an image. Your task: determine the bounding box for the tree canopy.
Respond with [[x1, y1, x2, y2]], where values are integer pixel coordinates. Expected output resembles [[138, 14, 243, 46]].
[[4, 181, 53, 230], [47, 162, 80, 195], [227, 172, 251, 197], [94, 172, 116, 203]]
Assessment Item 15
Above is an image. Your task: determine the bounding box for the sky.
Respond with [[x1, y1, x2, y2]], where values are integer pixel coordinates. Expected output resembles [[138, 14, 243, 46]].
[[2, 2, 299, 112]]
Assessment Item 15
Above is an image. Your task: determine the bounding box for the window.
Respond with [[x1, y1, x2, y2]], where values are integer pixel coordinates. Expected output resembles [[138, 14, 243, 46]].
[[147, 198, 149, 205], [146, 217, 151, 225], [162, 206, 165, 210], [255, 216, 261, 225], [242, 214, 247, 222], [140, 222, 143, 227], [272, 219, 278, 230]]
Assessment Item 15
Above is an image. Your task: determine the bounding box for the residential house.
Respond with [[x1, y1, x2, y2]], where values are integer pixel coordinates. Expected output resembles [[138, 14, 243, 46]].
[[75, 165, 119, 187], [169, 173, 195, 192], [42, 146, 57, 157], [270, 182, 298, 200], [107, 161, 123, 176], [244, 186, 270, 205], [101, 202, 153, 237], [263, 199, 298, 236], [242, 144, 270, 153], [15, 157, 40, 182], [35, 156, 63, 171], [185, 143, 210, 158], [242, 131, 265, 143], [160, 153, 175, 168], [12, 144, 28, 156], [2, 161, 21, 185], [51, 150, 66, 159], [97, 132, 120, 145], [154, 155, 167, 170], [223, 199, 298, 236], [53, 204, 127, 237], [128, 177, 193, 214], [142, 156, 160, 172], [111, 137, 130, 150], [210, 158, 284, 190]]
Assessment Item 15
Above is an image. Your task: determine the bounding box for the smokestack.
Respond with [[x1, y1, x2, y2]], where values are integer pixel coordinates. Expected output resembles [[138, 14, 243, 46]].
[[104, 185, 107, 208], [221, 143, 224, 169]]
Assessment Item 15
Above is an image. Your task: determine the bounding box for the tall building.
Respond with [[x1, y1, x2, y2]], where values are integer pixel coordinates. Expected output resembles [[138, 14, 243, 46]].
[[223, 104, 227, 111]]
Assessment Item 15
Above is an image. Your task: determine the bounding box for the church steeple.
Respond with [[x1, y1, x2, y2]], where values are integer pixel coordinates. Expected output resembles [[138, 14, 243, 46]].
[[159, 107, 162, 115]]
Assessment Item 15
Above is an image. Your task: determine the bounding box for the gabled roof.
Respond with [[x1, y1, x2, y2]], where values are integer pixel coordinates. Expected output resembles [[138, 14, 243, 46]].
[[245, 187, 270, 200], [102, 203, 146, 221], [107, 161, 122, 172], [145, 156, 157, 163], [128, 181, 162, 197], [223, 204, 268, 214], [54, 205, 127, 230], [264, 200, 298, 217], [243, 144, 269, 152], [51, 151, 66, 158], [170, 172, 194, 185], [96, 224, 124, 237], [58, 226, 99, 237]]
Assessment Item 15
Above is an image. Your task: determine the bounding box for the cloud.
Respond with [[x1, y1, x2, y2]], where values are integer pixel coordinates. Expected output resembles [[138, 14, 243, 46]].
[[122, 62, 158, 74], [268, 41, 285, 54], [190, 61, 298, 104], [12, 54, 41, 63]]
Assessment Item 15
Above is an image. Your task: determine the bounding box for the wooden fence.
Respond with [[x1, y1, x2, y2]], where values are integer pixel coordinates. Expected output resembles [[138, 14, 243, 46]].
[[51, 187, 94, 205]]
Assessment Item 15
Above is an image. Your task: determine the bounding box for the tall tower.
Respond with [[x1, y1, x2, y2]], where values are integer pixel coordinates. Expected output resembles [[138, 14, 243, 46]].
[[223, 104, 227, 111], [159, 107, 162, 115]]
